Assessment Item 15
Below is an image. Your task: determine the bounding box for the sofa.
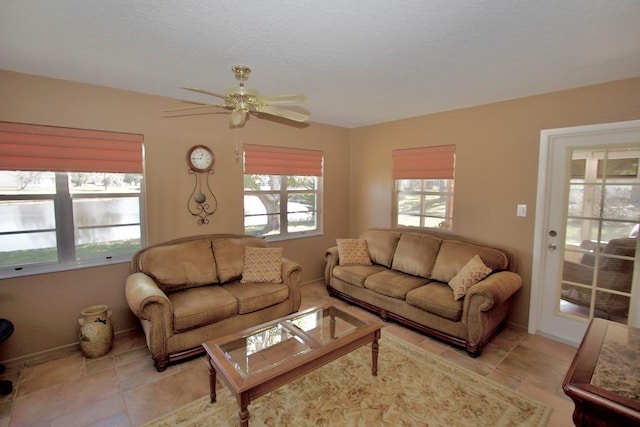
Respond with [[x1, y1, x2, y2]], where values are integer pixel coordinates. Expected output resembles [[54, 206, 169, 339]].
[[325, 228, 522, 356], [562, 237, 635, 318], [125, 234, 303, 371]]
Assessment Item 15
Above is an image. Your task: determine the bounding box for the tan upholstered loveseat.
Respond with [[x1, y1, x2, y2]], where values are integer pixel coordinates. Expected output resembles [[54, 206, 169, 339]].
[[325, 228, 522, 356], [125, 234, 302, 371]]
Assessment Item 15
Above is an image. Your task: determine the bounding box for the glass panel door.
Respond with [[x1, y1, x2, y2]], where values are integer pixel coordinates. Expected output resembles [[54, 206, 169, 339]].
[[560, 147, 640, 325]]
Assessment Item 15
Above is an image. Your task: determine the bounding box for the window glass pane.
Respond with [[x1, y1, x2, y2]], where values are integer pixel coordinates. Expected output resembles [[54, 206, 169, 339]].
[[69, 173, 141, 194], [397, 179, 421, 191], [73, 197, 141, 226], [397, 213, 420, 227], [287, 176, 317, 191], [75, 225, 141, 260], [245, 213, 280, 237], [397, 194, 420, 215], [598, 158, 639, 179], [288, 212, 317, 233], [0, 171, 56, 194], [0, 199, 57, 267], [601, 184, 640, 220], [0, 231, 58, 267], [424, 194, 447, 218], [244, 175, 281, 191]]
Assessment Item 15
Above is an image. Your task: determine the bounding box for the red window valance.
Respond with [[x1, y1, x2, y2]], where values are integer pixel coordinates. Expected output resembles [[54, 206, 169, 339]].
[[244, 144, 323, 176], [0, 122, 144, 173], [392, 145, 455, 179]]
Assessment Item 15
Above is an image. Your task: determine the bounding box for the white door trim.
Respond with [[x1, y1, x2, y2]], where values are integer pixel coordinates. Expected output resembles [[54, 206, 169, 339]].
[[529, 119, 640, 340]]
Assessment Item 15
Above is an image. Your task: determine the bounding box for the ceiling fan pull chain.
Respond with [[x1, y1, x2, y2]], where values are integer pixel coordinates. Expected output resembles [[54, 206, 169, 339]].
[[235, 122, 239, 160]]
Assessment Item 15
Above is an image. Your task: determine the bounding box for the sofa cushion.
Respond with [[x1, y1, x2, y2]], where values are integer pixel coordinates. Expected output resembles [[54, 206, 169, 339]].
[[223, 281, 290, 314], [241, 247, 283, 283], [431, 241, 508, 283], [333, 264, 388, 288], [360, 230, 401, 268], [169, 286, 238, 332], [406, 282, 463, 322], [448, 254, 492, 300], [337, 239, 372, 266], [213, 237, 268, 283], [391, 233, 442, 278], [139, 240, 218, 293], [364, 270, 429, 300]]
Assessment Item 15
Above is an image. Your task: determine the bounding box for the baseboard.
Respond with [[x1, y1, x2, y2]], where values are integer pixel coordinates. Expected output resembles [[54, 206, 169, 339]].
[[2, 327, 141, 366]]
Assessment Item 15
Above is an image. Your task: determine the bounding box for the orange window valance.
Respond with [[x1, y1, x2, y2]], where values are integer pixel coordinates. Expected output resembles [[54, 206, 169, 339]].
[[0, 122, 144, 173], [244, 144, 323, 176], [392, 145, 455, 179]]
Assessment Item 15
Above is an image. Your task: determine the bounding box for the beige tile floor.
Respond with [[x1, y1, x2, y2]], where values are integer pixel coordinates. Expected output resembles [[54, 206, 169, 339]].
[[0, 281, 577, 426]]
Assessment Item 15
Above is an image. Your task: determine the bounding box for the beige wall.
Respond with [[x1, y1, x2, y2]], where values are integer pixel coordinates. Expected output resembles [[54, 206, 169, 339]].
[[349, 77, 640, 327], [1, 69, 638, 361], [0, 70, 351, 360]]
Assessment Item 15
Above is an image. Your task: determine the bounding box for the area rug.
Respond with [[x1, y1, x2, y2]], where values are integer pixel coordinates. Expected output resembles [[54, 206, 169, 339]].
[[145, 334, 552, 426]]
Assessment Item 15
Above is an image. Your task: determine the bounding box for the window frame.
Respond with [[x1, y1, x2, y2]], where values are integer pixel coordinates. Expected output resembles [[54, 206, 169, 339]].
[[0, 170, 145, 279], [243, 173, 323, 241], [393, 178, 454, 230]]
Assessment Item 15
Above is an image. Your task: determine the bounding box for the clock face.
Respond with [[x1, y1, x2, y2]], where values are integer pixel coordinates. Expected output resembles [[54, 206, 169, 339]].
[[187, 145, 214, 172]]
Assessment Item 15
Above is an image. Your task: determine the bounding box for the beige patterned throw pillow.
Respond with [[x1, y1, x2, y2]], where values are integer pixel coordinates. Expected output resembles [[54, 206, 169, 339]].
[[337, 239, 372, 266], [448, 254, 492, 300], [241, 247, 283, 283]]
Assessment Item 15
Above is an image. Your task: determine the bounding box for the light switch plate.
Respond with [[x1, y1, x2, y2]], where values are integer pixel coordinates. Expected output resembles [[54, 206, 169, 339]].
[[517, 204, 527, 217]]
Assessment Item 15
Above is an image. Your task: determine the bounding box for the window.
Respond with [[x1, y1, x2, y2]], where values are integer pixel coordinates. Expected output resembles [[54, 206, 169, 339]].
[[0, 122, 144, 277], [243, 144, 322, 239], [393, 145, 455, 230]]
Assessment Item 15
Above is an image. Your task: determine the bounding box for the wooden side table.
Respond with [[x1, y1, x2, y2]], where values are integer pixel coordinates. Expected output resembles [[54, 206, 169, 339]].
[[562, 318, 640, 426]]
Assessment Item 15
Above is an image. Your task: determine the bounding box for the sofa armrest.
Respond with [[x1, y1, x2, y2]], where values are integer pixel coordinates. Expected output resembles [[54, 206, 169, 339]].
[[281, 257, 303, 311], [125, 272, 174, 345], [325, 246, 339, 285], [462, 271, 522, 344]]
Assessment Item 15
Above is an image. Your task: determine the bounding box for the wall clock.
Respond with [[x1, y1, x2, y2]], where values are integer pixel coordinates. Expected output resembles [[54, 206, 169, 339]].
[[187, 144, 215, 172], [186, 145, 217, 224]]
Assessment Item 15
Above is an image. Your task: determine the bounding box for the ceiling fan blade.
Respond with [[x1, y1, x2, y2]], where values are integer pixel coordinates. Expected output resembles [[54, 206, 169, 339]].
[[181, 87, 227, 99], [258, 105, 310, 122], [259, 93, 308, 105], [230, 109, 247, 126], [162, 103, 225, 113]]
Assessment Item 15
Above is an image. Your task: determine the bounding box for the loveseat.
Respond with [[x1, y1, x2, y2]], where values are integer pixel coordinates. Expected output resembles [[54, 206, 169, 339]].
[[125, 234, 303, 371], [325, 228, 522, 356]]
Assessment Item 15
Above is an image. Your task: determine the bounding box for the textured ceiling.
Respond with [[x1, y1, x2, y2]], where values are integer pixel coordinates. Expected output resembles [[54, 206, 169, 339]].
[[1, 1, 639, 128]]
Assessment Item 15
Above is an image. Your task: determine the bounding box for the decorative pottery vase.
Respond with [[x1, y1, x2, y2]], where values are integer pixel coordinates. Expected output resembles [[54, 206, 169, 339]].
[[78, 304, 114, 358]]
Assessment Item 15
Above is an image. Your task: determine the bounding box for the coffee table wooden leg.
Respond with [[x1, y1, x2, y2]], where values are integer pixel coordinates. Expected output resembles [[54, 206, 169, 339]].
[[372, 332, 380, 376], [239, 393, 250, 426], [208, 357, 217, 403]]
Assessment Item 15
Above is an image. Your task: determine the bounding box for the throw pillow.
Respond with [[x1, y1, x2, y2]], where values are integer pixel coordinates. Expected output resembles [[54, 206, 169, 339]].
[[241, 247, 283, 283], [448, 254, 492, 300], [337, 239, 372, 266]]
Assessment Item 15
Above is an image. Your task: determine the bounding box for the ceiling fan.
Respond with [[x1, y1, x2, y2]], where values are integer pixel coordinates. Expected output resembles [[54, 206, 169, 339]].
[[164, 65, 310, 126]]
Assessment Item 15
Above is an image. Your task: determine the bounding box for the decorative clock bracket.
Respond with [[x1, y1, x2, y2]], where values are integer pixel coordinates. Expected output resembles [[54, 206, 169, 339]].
[[186, 145, 218, 224]]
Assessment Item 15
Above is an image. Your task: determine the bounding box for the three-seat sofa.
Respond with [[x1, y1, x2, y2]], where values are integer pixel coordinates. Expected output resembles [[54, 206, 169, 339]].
[[325, 228, 522, 356]]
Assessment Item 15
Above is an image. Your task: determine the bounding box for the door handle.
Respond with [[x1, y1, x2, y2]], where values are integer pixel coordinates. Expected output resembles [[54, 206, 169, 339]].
[[548, 243, 557, 251]]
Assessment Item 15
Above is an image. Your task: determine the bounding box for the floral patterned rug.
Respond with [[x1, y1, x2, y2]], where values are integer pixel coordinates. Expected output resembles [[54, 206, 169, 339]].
[[146, 334, 551, 426]]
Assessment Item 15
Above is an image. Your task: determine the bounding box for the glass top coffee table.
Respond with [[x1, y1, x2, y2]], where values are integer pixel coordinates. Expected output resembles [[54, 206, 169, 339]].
[[202, 303, 382, 426]]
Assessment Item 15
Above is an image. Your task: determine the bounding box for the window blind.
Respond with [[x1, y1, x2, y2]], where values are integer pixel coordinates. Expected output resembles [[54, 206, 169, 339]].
[[0, 122, 144, 173], [392, 145, 455, 179], [244, 144, 323, 176]]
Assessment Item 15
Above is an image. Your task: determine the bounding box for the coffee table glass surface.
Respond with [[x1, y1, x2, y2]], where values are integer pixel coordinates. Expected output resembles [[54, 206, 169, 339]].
[[218, 305, 367, 379]]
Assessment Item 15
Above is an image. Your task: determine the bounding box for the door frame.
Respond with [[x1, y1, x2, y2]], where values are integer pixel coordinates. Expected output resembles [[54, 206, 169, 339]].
[[529, 119, 640, 343]]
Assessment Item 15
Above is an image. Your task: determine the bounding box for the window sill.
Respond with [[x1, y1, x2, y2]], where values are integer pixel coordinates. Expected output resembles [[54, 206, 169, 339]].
[[264, 230, 324, 243], [0, 255, 132, 280]]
